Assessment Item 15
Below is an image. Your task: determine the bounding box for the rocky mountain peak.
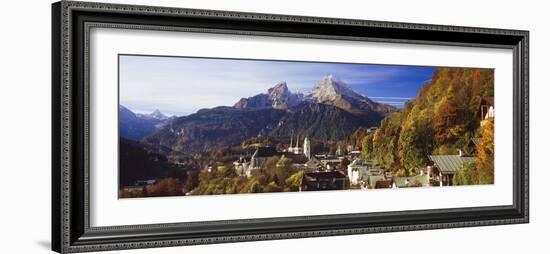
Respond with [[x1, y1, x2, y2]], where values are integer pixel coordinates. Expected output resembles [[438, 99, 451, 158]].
[[234, 81, 302, 110], [137, 109, 168, 120], [309, 75, 361, 102], [149, 109, 167, 120], [267, 81, 290, 100]]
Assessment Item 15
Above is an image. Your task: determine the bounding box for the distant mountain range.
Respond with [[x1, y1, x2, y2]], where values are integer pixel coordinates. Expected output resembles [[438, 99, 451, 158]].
[[119, 106, 172, 141], [120, 75, 397, 154]]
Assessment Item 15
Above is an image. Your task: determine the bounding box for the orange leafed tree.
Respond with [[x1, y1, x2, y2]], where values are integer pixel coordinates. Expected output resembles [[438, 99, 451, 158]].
[[475, 119, 494, 184]]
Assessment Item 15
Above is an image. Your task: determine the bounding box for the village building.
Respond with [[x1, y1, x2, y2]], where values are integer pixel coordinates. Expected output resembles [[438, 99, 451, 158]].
[[346, 145, 354, 154], [303, 137, 311, 159], [246, 146, 278, 177], [300, 171, 347, 191], [365, 174, 387, 189], [304, 157, 324, 171], [366, 126, 378, 133], [392, 174, 430, 188], [280, 152, 309, 169], [347, 159, 369, 185], [427, 150, 476, 186], [284, 135, 311, 159], [319, 155, 344, 167], [336, 145, 343, 156], [348, 150, 362, 158], [347, 159, 383, 185], [233, 156, 251, 176], [480, 96, 494, 127], [234, 136, 312, 178], [374, 179, 393, 189]]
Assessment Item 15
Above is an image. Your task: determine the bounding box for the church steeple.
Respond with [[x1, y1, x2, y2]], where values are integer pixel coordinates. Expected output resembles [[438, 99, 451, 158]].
[[303, 136, 311, 160]]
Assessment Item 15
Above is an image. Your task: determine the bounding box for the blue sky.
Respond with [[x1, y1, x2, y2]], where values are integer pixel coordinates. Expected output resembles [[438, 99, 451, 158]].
[[119, 55, 435, 116]]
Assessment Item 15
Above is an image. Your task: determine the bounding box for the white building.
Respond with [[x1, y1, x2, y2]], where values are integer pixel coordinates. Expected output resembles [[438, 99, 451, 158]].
[[347, 159, 370, 185], [347, 159, 382, 185], [287, 134, 311, 159], [287, 134, 303, 154], [303, 136, 311, 159]]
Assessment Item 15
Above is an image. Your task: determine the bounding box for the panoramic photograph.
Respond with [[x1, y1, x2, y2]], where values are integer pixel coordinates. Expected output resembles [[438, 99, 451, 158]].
[[118, 55, 495, 198]]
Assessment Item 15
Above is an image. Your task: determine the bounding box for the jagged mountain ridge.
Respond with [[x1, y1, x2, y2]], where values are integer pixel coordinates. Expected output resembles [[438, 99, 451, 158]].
[[142, 106, 287, 154], [138, 75, 398, 154], [119, 106, 171, 141], [137, 109, 169, 120], [234, 75, 396, 116], [234, 81, 303, 110], [307, 75, 396, 116]]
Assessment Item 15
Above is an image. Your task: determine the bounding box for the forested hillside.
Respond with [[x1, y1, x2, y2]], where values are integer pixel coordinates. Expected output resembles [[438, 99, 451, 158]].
[[358, 67, 494, 179]]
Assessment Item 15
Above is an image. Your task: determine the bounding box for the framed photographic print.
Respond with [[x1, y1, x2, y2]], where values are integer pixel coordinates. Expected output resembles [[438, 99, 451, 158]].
[[52, 1, 529, 253]]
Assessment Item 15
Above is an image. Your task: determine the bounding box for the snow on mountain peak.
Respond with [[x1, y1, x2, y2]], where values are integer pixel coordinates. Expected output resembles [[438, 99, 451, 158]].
[[268, 81, 290, 100], [309, 75, 361, 102], [138, 109, 168, 120]]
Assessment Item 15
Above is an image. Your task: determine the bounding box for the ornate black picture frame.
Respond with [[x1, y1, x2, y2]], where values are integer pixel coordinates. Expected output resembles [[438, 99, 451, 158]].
[[52, 1, 529, 253]]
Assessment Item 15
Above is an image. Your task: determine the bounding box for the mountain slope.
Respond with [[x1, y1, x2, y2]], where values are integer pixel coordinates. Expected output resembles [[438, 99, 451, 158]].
[[119, 105, 170, 141], [137, 109, 168, 121], [143, 106, 287, 154], [119, 138, 183, 189], [270, 103, 376, 141]]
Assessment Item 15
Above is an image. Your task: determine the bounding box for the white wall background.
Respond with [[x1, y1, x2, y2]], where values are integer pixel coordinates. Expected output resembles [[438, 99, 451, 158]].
[[0, 0, 546, 253]]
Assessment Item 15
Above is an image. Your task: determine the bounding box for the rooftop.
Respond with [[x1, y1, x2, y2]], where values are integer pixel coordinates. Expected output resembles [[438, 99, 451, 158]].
[[253, 147, 278, 158], [393, 175, 429, 188], [428, 155, 476, 174]]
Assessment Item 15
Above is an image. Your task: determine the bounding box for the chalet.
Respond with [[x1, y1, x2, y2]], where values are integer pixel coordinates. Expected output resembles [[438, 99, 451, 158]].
[[392, 174, 430, 188], [347, 159, 384, 185], [427, 150, 476, 186], [480, 96, 494, 127], [300, 171, 347, 191]]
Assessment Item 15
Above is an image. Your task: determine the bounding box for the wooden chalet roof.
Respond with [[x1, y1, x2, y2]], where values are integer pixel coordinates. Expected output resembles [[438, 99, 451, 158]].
[[428, 155, 476, 175]]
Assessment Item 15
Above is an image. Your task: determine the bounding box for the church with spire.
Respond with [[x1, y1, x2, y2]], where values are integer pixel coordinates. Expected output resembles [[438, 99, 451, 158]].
[[287, 134, 311, 160]]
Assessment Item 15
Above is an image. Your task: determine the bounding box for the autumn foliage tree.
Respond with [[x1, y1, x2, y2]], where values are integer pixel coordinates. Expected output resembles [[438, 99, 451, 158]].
[[475, 119, 494, 184], [364, 67, 494, 182]]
